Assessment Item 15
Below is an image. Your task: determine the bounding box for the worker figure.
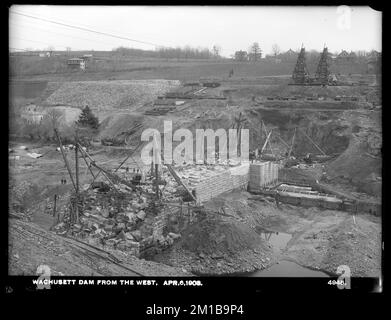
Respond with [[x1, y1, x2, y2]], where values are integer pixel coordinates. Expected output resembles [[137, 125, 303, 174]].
[[125, 167, 129, 173], [275, 191, 280, 208]]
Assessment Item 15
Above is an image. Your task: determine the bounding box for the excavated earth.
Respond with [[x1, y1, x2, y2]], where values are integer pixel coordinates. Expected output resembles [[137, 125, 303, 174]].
[[153, 190, 381, 277], [10, 75, 382, 277]]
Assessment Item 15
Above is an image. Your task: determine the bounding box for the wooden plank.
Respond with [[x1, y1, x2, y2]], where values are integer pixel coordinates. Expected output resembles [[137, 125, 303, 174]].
[[54, 128, 77, 192], [165, 164, 196, 202], [299, 128, 326, 155]]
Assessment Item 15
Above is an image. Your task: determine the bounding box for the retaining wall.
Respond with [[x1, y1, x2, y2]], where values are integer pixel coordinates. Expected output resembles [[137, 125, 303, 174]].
[[277, 192, 343, 210], [195, 163, 250, 204], [249, 162, 279, 189]]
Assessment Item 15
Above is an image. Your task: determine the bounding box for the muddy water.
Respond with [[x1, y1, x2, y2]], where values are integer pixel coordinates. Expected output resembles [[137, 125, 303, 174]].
[[250, 230, 330, 277], [259, 231, 292, 252]]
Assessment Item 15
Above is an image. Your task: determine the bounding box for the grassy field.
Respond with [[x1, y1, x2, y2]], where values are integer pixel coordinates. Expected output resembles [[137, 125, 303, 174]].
[[10, 54, 369, 82]]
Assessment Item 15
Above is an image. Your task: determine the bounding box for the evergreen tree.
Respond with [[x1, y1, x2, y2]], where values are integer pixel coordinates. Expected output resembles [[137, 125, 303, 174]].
[[77, 106, 99, 129]]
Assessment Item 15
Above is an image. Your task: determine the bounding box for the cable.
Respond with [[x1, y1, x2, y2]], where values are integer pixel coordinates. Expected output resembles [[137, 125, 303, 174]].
[[10, 9, 153, 47], [10, 21, 121, 48], [10, 10, 164, 48], [10, 35, 69, 49]]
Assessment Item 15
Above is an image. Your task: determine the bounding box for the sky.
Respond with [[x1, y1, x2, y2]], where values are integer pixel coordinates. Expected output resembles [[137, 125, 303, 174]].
[[9, 5, 382, 56]]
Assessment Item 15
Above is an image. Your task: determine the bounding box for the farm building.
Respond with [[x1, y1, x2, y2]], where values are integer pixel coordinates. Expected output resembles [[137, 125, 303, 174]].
[[80, 54, 93, 61], [67, 58, 86, 70]]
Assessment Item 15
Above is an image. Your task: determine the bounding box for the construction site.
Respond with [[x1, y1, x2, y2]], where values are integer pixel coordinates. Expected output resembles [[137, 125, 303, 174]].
[[9, 30, 382, 279]]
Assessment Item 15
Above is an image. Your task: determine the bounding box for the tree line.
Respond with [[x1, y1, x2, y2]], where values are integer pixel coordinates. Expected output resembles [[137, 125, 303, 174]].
[[234, 43, 380, 63], [112, 45, 222, 60]]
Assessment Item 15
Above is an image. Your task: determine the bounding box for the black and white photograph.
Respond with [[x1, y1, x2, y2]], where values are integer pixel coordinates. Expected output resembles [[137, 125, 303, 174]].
[[7, 5, 382, 296]]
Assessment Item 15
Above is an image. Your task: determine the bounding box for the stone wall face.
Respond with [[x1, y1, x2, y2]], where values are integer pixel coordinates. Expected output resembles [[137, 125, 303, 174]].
[[278, 193, 343, 209], [249, 162, 279, 189], [195, 163, 250, 204]]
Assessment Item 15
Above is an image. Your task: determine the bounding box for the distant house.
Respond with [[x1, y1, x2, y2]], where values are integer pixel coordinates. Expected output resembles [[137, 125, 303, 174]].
[[81, 54, 93, 61], [336, 50, 357, 62], [280, 48, 297, 61], [367, 50, 381, 60], [337, 50, 349, 58], [285, 48, 296, 55], [67, 58, 86, 70], [367, 51, 381, 74], [38, 51, 52, 58], [234, 50, 248, 61], [348, 51, 357, 61]]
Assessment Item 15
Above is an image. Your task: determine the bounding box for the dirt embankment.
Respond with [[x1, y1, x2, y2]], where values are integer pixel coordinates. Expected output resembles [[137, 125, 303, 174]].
[[45, 80, 180, 112], [246, 108, 351, 156], [156, 190, 382, 277], [285, 212, 382, 277], [154, 212, 275, 275], [246, 107, 381, 198], [326, 110, 382, 197]]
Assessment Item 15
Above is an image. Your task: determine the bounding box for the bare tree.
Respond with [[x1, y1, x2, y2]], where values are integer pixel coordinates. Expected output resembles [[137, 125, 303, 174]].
[[234, 50, 248, 61], [212, 45, 221, 58], [249, 42, 262, 62], [272, 44, 281, 57], [47, 109, 63, 128], [41, 109, 64, 140]]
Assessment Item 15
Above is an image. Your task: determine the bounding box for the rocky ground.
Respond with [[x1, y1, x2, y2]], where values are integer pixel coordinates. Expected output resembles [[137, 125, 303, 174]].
[[9, 215, 192, 276], [9, 74, 382, 278], [153, 214, 275, 275], [153, 190, 382, 277]]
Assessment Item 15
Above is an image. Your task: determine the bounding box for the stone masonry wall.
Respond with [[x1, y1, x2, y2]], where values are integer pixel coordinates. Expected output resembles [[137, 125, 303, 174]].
[[195, 163, 250, 204], [249, 162, 279, 190]]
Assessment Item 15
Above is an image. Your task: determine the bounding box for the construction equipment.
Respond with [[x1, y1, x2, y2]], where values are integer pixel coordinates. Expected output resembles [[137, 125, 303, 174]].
[[292, 45, 310, 84], [261, 130, 273, 154], [298, 128, 326, 156], [231, 112, 247, 157], [164, 164, 196, 203], [291, 44, 340, 86], [259, 120, 276, 159], [315, 46, 331, 85], [288, 128, 296, 158]]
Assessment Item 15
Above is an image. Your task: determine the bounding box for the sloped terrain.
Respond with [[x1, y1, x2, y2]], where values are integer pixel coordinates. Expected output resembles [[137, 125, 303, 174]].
[[154, 213, 274, 275], [45, 80, 180, 110], [9, 217, 191, 276], [326, 110, 382, 196]]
